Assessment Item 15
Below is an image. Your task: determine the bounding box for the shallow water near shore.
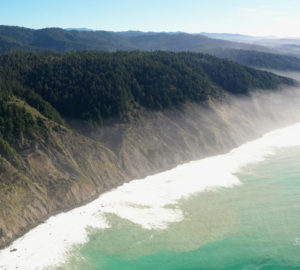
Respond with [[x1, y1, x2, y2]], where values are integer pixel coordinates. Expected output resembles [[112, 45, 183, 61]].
[[2, 123, 300, 270], [59, 147, 300, 270]]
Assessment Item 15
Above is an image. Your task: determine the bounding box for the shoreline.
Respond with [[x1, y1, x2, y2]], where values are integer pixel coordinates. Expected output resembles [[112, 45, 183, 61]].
[[0, 122, 272, 251], [2, 121, 300, 269], [2, 86, 300, 251], [0, 185, 108, 250]]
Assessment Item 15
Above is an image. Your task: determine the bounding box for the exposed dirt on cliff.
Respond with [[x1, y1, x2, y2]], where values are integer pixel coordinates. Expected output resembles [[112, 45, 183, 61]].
[[1, 87, 300, 248]]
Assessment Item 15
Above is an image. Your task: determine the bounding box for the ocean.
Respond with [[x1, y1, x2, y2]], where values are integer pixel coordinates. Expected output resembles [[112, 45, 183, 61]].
[[1, 123, 300, 270]]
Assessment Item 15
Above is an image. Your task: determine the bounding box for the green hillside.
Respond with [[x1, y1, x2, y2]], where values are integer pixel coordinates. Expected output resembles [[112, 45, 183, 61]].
[[0, 51, 292, 128]]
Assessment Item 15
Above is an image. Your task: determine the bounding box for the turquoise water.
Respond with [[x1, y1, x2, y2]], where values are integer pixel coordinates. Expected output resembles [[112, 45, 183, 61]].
[[58, 147, 300, 270]]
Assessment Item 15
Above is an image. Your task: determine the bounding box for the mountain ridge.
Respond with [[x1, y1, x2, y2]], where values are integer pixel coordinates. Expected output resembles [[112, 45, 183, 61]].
[[2, 25, 300, 71]]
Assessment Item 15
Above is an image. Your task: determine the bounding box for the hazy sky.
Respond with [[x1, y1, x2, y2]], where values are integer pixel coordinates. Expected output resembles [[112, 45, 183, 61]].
[[1, 0, 300, 37]]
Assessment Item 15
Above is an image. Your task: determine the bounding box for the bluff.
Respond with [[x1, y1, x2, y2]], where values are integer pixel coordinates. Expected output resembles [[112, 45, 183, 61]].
[[0, 51, 298, 248]]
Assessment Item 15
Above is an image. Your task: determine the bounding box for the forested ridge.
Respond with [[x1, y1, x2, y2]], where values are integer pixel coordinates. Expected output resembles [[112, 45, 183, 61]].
[[0, 50, 294, 161], [0, 51, 293, 128], [0, 25, 266, 53], [2, 25, 300, 71]]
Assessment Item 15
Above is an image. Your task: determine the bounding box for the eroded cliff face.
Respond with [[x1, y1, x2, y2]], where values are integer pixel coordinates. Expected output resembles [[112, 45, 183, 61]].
[[0, 125, 127, 248], [97, 88, 300, 179], [1, 87, 300, 248]]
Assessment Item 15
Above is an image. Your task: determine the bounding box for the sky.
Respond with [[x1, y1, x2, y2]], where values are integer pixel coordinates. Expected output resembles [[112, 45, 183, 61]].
[[1, 0, 300, 37]]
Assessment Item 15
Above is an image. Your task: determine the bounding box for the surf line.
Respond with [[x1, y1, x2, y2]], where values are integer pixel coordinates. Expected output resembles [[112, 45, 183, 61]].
[[1, 122, 300, 270]]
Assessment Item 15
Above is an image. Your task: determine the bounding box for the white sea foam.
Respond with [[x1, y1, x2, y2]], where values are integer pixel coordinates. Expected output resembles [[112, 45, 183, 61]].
[[1, 122, 300, 269], [0, 202, 110, 270]]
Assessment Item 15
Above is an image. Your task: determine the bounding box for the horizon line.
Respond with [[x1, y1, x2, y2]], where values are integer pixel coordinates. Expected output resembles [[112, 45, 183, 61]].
[[1, 24, 299, 39]]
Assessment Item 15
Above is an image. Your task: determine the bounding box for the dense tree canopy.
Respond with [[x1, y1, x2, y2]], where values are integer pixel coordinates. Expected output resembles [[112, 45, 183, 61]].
[[0, 51, 294, 140]]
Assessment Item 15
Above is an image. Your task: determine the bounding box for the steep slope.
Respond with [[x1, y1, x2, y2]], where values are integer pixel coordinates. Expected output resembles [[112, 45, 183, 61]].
[[0, 102, 127, 247], [0, 51, 297, 248]]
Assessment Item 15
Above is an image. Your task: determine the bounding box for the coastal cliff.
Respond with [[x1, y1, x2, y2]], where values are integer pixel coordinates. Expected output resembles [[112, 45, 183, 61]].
[[0, 51, 298, 248]]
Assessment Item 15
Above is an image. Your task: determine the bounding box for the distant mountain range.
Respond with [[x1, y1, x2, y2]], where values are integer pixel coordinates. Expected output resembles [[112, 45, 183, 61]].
[[200, 32, 275, 42], [0, 25, 270, 52], [201, 32, 300, 56], [1, 25, 300, 70]]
